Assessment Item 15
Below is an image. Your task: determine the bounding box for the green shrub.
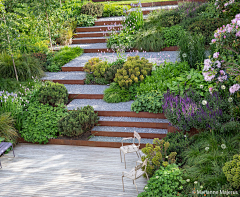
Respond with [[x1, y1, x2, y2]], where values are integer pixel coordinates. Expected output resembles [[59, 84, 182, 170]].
[[223, 154, 240, 189], [103, 58, 125, 82], [178, 32, 206, 69], [162, 25, 185, 47], [134, 28, 165, 52], [136, 61, 190, 96], [47, 46, 83, 72], [188, 17, 227, 45], [77, 14, 96, 27], [0, 112, 18, 143], [38, 81, 68, 107], [141, 138, 177, 178], [114, 56, 152, 88], [83, 57, 102, 73], [138, 164, 186, 197], [0, 52, 44, 81], [103, 82, 131, 103], [220, 121, 240, 136], [58, 106, 99, 137], [103, 4, 130, 17], [81, 2, 104, 17], [107, 31, 134, 51], [131, 91, 163, 113], [164, 131, 192, 166], [20, 100, 68, 144]]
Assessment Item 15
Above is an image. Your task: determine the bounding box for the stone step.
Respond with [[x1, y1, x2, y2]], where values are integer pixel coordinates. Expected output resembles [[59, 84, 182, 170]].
[[92, 126, 167, 138], [65, 84, 107, 99], [76, 25, 122, 32], [72, 37, 109, 44], [89, 136, 154, 144], [97, 116, 169, 129], [74, 31, 116, 38], [94, 20, 122, 26], [41, 72, 86, 85]]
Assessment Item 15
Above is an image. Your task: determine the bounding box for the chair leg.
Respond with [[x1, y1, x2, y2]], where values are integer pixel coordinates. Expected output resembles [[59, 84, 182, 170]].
[[122, 176, 124, 192], [0, 160, 1, 169], [146, 172, 149, 181], [134, 180, 138, 194], [124, 154, 126, 169], [120, 149, 122, 162], [138, 150, 141, 158], [12, 145, 15, 157], [136, 152, 139, 158]]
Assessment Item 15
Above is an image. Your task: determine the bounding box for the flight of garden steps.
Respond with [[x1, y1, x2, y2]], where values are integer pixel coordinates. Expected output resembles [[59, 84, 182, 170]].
[[69, 2, 179, 53], [41, 62, 172, 147]]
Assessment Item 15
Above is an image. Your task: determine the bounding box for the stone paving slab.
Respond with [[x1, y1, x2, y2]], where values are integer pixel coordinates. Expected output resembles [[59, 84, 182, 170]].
[[65, 84, 108, 94], [67, 99, 133, 111], [99, 116, 169, 123], [89, 136, 153, 144], [62, 51, 179, 67], [41, 72, 86, 80], [92, 126, 168, 134]]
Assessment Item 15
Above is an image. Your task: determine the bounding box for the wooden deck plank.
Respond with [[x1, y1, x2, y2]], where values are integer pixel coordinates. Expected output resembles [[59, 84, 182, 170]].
[[0, 144, 147, 196]]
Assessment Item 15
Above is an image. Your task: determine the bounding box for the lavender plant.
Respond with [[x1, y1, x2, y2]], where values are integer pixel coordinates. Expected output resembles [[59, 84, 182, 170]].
[[162, 89, 231, 132]]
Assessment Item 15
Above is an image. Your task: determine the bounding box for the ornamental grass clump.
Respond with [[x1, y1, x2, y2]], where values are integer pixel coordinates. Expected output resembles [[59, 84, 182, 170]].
[[162, 89, 231, 131]]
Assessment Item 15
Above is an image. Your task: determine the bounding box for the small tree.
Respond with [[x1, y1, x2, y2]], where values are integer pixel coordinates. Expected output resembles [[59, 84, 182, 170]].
[[0, 1, 20, 81]]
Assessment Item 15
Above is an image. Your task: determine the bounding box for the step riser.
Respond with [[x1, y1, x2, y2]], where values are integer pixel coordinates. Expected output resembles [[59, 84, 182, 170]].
[[96, 111, 166, 119], [98, 121, 169, 129], [95, 21, 122, 26], [74, 32, 111, 38], [91, 130, 166, 139], [69, 94, 104, 99], [19, 138, 147, 148], [72, 38, 107, 44], [62, 67, 84, 72], [42, 80, 85, 85], [76, 26, 122, 32]]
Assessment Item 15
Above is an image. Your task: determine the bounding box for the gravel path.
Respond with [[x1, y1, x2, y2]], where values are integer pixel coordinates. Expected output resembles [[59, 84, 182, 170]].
[[89, 136, 153, 144], [64, 85, 108, 94], [130, 5, 178, 11], [97, 15, 148, 21], [92, 126, 168, 134], [62, 52, 179, 67], [67, 99, 133, 111], [41, 72, 86, 80], [99, 116, 169, 123]]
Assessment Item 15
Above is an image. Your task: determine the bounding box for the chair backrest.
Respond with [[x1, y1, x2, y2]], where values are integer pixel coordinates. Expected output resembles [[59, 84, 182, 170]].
[[134, 158, 148, 179], [133, 131, 141, 147]]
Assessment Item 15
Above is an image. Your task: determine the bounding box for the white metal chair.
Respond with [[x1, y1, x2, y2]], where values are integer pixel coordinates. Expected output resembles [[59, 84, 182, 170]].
[[120, 131, 141, 169], [122, 158, 149, 194]]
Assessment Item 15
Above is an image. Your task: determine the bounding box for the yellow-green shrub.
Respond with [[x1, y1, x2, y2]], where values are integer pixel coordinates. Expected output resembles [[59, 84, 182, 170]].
[[223, 154, 240, 189], [141, 138, 177, 178], [84, 58, 110, 78], [83, 57, 102, 73], [114, 56, 152, 88]]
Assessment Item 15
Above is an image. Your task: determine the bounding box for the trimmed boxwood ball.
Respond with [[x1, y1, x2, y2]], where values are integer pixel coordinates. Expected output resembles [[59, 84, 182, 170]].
[[38, 81, 68, 107], [58, 106, 99, 137]]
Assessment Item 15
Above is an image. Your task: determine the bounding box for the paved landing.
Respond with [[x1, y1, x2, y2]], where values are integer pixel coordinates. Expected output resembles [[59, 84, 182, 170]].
[[0, 143, 147, 197]]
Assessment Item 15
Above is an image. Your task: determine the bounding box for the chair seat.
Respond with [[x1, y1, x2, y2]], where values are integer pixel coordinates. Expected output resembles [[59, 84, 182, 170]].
[[123, 168, 145, 180], [120, 144, 139, 154]]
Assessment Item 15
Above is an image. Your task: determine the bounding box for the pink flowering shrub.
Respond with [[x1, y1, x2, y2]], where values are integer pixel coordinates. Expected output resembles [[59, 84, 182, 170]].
[[203, 13, 240, 96], [215, 0, 240, 20]]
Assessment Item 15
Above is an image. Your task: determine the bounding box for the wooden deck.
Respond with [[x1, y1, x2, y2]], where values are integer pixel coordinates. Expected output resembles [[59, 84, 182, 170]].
[[0, 143, 147, 197]]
